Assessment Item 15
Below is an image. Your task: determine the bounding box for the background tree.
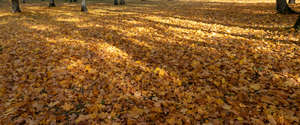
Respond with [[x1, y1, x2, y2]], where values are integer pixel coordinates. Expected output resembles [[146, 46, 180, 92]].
[[120, 0, 125, 5], [12, 0, 21, 13], [81, 0, 87, 12], [289, 0, 295, 4], [22, 0, 25, 3], [49, 0, 55, 7], [276, 0, 297, 14], [294, 16, 300, 29], [114, 0, 125, 5]]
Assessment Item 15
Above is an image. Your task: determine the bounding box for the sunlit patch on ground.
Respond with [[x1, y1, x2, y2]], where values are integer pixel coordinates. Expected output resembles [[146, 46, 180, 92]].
[[0, 0, 300, 124]]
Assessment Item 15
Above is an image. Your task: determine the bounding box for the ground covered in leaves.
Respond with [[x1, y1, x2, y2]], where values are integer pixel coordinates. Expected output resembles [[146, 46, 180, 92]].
[[0, 0, 300, 124]]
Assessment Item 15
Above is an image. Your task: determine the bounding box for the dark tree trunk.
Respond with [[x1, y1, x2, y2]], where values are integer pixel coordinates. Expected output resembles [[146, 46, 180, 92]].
[[120, 0, 125, 5], [276, 0, 297, 14], [114, 0, 118, 5], [12, 0, 21, 13], [22, 0, 25, 3], [289, 0, 295, 4], [81, 0, 87, 12], [74, 0, 77, 2], [49, 0, 55, 7], [294, 15, 300, 29]]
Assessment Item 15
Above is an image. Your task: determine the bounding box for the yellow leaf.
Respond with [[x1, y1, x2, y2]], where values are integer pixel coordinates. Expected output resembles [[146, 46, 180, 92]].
[[237, 117, 244, 121], [48, 101, 60, 107], [127, 119, 135, 125], [208, 65, 216, 70], [47, 72, 53, 77], [176, 79, 182, 86], [88, 69, 97, 74], [79, 75, 85, 80], [98, 112, 108, 119], [135, 74, 142, 81], [239, 103, 246, 108], [284, 78, 298, 87], [0, 85, 5, 97], [89, 113, 97, 119], [191, 60, 200, 68], [216, 98, 224, 105], [105, 33, 113, 40], [154, 67, 165, 77], [222, 104, 232, 110], [135, 61, 142, 64], [272, 74, 280, 80], [59, 80, 70, 87], [250, 84, 261, 91], [20, 75, 27, 81], [67, 65, 73, 70], [221, 78, 226, 84], [34, 48, 40, 52], [128, 106, 143, 118], [62, 103, 73, 111], [166, 117, 176, 124], [76, 115, 90, 123], [213, 81, 220, 86], [267, 115, 277, 125], [28, 74, 35, 80], [151, 107, 162, 113], [251, 118, 265, 125], [197, 107, 205, 114], [239, 57, 247, 65]]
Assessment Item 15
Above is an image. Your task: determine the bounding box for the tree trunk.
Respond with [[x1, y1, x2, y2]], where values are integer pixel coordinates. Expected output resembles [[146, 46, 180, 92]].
[[289, 0, 295, 4], [12, 0, 21, 13], [22, 0, 25, 3], [294, 15, 300, 29], [114, 0, 118, 5], [120, 0, 125, 5], [276, 0, 297, 14], [49, 0, 55, 7], [81, 0, 87, 12]]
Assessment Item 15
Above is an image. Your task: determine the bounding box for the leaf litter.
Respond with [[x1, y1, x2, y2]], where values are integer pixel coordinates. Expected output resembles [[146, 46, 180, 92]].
[[0, 0, 299, 124]]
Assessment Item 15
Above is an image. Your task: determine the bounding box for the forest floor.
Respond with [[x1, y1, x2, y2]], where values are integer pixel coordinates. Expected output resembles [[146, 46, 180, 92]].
[[0, 0, 300, 124]]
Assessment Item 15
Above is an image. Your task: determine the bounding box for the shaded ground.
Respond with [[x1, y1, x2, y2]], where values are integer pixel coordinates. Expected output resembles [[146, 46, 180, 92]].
[[0, 0, 300, 124]]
